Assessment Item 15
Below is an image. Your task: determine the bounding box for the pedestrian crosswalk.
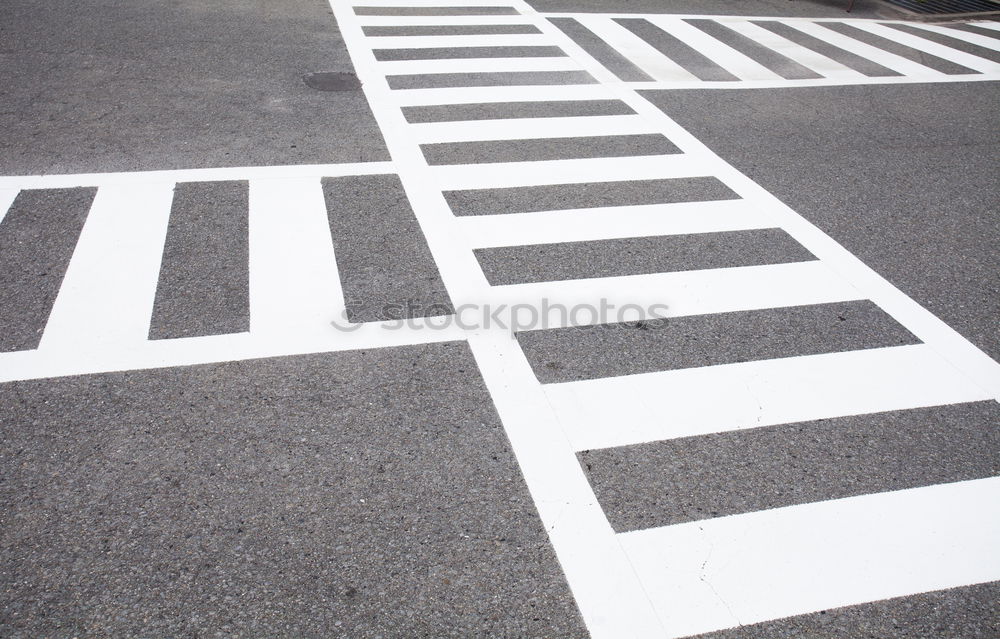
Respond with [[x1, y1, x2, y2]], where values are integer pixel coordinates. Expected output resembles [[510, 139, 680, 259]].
[[546, 14, 1000, 87], [334, 0, 1000, 637], [1, 1, 998, 636]]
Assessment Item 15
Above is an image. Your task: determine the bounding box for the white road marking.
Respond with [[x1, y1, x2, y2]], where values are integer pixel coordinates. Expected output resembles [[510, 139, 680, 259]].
[[379, 55, 584, 74], [573, 15, 699, 82], [366, 33, 552, 46], [907, 22, 1000, 51], [486, 261, 863, 329], [0, 189, 18, 225], [429, 154, 705, 190], [327, 2, 1000, 637], [2, 2, 997, 637], [248, 177, 346, 339], [38, 183, 173, 354], [719, 18, 864, 80], [783, 19, 949, 77], [545, 344, 991, 451], [850, 21, 998, 73], [646, 15, 784, 81], [0, 162, 396, 191], [620, 477, 1000, 638], [409, 113, 655, 143], [455, 199, 768, 247]]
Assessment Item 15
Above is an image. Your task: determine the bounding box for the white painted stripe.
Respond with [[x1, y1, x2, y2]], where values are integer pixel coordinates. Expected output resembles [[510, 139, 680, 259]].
[[379, 55, 582, 74], [355, 14, 531, 26], [0, 162, 397, 191], [909, 22, 1000, 52], [544, 344, 990, 452], [647, 16, 783, 81], [785, 20, 949, 77], [851, 22, 999, 73], [366, 34, 551, 47], [968, 20, 1000, 33], [0, 317, 467, 384], [0, 189, 18, 225], [621, 71, 1000, 90], [389, 83, 611, 106], [430, 154, 704, 190], [410, 113, 655, 143], [37, 183, 173, 353], [720, 19, 864, 80], [486, 261, 861, 329], [573, 15, 699, 82], [456, 199, 763, 247], [248, 178, 346, 339], [619, 477, 1000, 639]]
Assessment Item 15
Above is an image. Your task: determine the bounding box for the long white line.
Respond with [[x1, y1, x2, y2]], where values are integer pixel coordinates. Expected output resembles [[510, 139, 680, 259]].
[[544, 344, 991, 451], [409, 113, 656, 142], [366, 33, 552, 47], [620, 477, 1000, 638], [0, 162, 397, 191], [485, 261, 862, 328], [379, 55, 583, 74], [429, 154, 705, 190], [619, 71, 1000, 90], [455, 199, 767, 247]]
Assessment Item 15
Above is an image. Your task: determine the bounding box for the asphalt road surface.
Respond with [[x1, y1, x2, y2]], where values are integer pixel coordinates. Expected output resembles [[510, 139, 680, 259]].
[[1, 0, 998, 637]]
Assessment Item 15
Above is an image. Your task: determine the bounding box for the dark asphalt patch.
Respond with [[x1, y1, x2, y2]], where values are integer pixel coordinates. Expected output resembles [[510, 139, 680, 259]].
[[0, 343, 587, 638], [691, 581, 1000, 639], [302, 71, 362, 91], [386, 70, 597, 89], [323, 174, 453, 322], [444, 176, 739, 216], [580, 400, 1000, 531], [518, 300, 919, 383], [475, 228, 814, 285], [421, 133, 680, 165], [0, 188, 96, 352], [549, 17, 654, 81], [403, 99, 635, 122], [149, 181, 250, 340], [751, 20, 902, 77], [616, 18, 739, 82]]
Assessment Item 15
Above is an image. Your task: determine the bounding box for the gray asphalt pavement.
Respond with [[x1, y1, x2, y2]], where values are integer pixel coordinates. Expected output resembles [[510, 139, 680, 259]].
[[1, 0, 998, 637]]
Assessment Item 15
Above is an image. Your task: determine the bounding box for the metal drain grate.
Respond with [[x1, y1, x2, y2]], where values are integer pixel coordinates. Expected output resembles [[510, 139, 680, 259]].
[[879, 0, 1000, 16]]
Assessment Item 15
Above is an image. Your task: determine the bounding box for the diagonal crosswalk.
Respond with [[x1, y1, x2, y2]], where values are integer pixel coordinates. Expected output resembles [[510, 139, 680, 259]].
[[545, 13, 1000, 88]]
